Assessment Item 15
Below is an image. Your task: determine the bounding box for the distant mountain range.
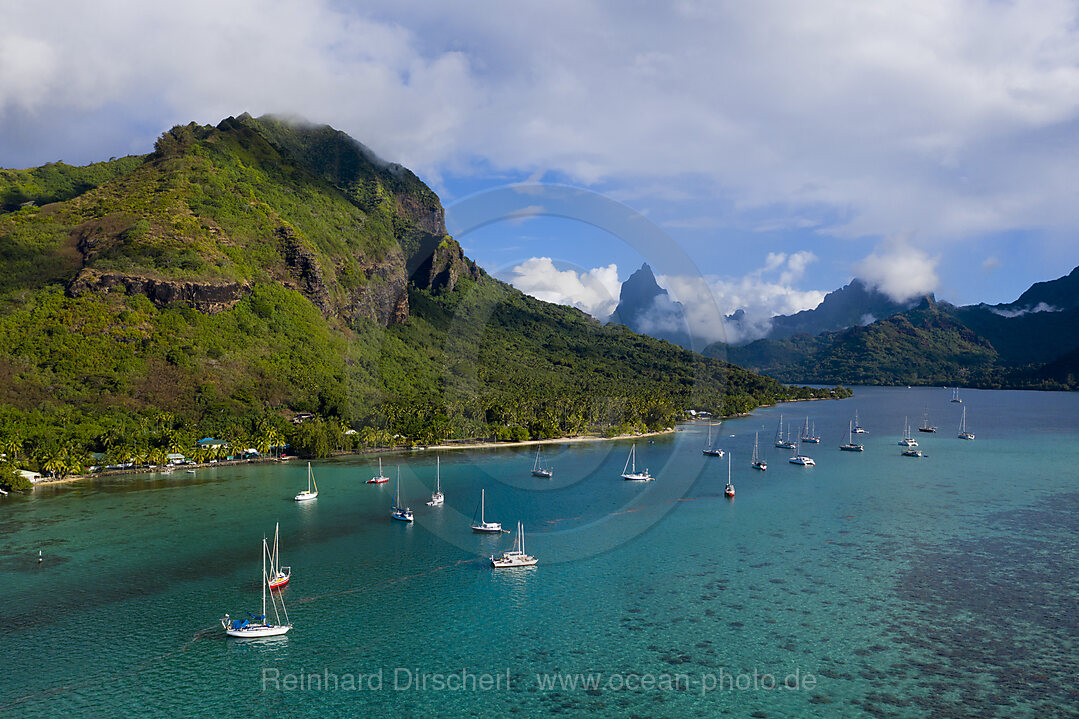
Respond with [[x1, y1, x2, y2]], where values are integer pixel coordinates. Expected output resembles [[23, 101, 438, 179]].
[[706, 266, 1079, 390], [607, 261, 1079, 390]]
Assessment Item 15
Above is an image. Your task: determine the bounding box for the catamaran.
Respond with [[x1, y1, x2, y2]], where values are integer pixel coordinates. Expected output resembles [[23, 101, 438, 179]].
[[530, 447, 553, 478], [621, 444, 654, 481], [724, 452, 735, 497], [367, 457, 389, 484], [958, 406, 975, 440], [221, 536, 292, 638], [267, 522, 290, 589], [951, 387, 963, 403], [391, 467, 413, 522], [800, 417, 821, 443], [839, 421, 864, 452], [293, 462, 318, 501], [491, 521, 538, 568], [751, 431, 767, 471], [902, 447, 924, 457], [471, 488, 503, 533], [788, 440, 815, 466], [898, 417, 919, 447], [427, 456, 444, 506], [702, 422, 724, 457], [853, 410, 867, 434], [918, 407, 937, 433]]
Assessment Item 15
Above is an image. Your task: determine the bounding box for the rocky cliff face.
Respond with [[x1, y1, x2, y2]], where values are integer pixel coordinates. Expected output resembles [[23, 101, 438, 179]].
[[67, 268, 248, 313]]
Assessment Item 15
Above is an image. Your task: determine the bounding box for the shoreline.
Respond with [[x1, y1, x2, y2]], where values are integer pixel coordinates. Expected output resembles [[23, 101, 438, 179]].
[[23, 428, 679, 490], [414, 427, 677, 453]]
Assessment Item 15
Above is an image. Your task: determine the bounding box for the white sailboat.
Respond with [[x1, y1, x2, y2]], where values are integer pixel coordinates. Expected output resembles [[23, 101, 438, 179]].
[[918, 407, 937, 433], [839, 420, 864, 452], [853, 410, 867, 434], [898, 417, 918, 447], [958, 406, 975, 440], [951, 387, 963, 403], [530, 446, 553, 478], [491, 521, 538, 568], [471, 488, 503, 533], [391, 467, 413, 522], [367, 457, 389, 484], [267, 522, 290, 589], [702, 422, 724, 457], [221, 536, 292, 638], [788, 440, 816, 466], [724, 452, 735, 497], [427, 456, 444, 506], [293, 462, 317, 501], [751, 431, 767, 471], [621, 444, 654, 481], [800, 417, 821, 443]]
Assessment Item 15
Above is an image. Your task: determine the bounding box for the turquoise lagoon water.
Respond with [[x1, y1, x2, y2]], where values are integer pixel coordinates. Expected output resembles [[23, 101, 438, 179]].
[[2, 386, 1079, 717]]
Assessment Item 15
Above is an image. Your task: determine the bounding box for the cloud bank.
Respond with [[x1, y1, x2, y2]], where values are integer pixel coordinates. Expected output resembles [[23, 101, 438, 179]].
[[501, 258, 621, 320], [5, 0, 1079, 251]]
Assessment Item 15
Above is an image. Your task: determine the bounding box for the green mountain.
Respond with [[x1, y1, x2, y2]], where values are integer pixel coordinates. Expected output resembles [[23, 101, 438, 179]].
[[706, 274, 1079, 390], [0, 114, 844, 476]]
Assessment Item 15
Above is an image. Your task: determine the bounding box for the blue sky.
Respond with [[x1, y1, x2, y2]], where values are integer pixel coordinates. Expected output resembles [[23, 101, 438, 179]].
[[3, 0, 1078, 339]]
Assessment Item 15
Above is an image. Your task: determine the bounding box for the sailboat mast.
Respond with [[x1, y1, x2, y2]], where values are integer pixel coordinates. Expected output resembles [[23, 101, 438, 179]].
[[261, 537, 267, 619], [436, 456, 440, 493]]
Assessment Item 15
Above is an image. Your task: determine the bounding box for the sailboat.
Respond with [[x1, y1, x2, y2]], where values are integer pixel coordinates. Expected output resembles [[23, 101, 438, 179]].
[[491, 521, 537, 568], [951, 387, 963, 403], [898, 417, 918, 447], [471, 488, 502, 533], [221, 536, 292, 638], [751, 431, 767, 471], [852, 410, 867, 434], [267, 522, 290, 589], [839, 420, 864, 451], [958, 407, 975, 440], [530, 447, 553, 478], [918, 407, 937, 433], [702, 422, 724, 457], [621, 444, 654, 481], [788, 440, 815, 466], [724, 452, 735, 497], [774, 415, 795, 449], [800, 417, 821, 444], [367, 457, 389, 484], [293, 462, 318, 501], [390, 467, 413, 522], [427, 456, 444, 506]]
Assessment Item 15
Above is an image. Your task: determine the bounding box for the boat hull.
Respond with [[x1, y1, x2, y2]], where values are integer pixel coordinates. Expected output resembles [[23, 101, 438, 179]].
[[225, 624, 291, 638], [367, 477, 389, 484], [491, 554, 538, 568], [752, 462, 767, 471], [472, 523, 503, 533], [621, 473, 654, 481], [294, 492, 317, 502], [702, 449, 724, 457], [531, 470, 553, 478], [839, 444, 863, 452], [391, 511, 413, 522], [789, 457, 815, 466]]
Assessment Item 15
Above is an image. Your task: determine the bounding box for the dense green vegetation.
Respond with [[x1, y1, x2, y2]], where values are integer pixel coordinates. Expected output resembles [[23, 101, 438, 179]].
[[0, 115, 847, 483]]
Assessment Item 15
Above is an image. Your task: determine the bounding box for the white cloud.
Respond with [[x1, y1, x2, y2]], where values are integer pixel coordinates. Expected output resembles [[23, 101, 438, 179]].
[[852, 240, 940, 302], [6, 0, 1079, 271], [990, 301, 1059, 318], [982, 255, 1002, 272], [501, 257, 621, 319]]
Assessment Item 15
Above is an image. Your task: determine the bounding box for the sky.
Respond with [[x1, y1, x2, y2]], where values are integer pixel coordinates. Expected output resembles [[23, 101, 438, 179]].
[[4, 0, 1079, 342]]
